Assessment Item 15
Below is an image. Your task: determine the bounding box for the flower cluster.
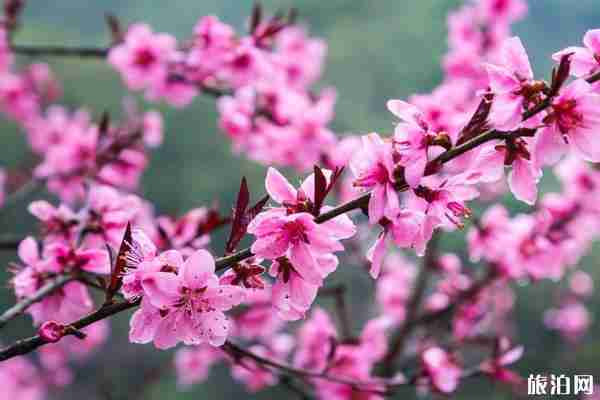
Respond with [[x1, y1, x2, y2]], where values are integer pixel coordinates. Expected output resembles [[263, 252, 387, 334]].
[[108, 13, 336, 170]]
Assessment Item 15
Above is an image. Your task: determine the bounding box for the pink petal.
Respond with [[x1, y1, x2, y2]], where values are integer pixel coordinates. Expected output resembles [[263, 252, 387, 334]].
[[250, 233, 289, 259], [387, 99, 420, 126], [142, 272, 181, 309], [205, 285, 246, 311], [498, 346, 524, 366], [485, 63, 520, 93], [265, 167, 297, 204], [153, 314, 180, 349], [489, 92, 523, 130], [28, 201, 55, 221], [319, 210, 356, 239], [368, 184, 386, 224], [472, 145, 505, 182], [366, 231, 387, 279], [404, 155, 427, 187], [583, 29, 600, 55], [199, 310, 231, 346], [129, 298, 160, 344], [181, 249, 215, 289], [80, 249, 110, 274], [508, 158, 540, 205], [18, 237, 39, 265], [534, 126, 565, 166], [289, 242, 322, 285], [571, 126, 600, 162], [502, 37, 533, 80]]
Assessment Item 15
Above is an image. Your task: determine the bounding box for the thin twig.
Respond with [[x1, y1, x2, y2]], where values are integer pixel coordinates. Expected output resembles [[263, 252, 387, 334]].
[[223, 341, 392, 395], [0, 298, 140, 361], [12, 44, 108, 57]]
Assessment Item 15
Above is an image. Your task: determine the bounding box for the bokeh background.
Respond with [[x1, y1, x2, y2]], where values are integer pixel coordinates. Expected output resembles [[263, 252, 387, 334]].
[[1, 1, 600, 399]]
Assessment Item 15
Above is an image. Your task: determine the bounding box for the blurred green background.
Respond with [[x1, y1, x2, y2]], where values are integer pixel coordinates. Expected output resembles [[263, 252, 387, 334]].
[[1, 1, 600, 399]]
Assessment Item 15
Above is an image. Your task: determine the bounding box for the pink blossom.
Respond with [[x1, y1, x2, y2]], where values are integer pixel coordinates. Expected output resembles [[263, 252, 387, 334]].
[[248, 167, 354, 295], [406, 172, 480, 230], [230, 286, 284, 339], [376, 253, 416, 323], [139, 249, 245, 348], [419, 346, 462, 394], [141, 110, 163, 147], [174, 344, 223, 386], [388, 99, 448, 187], [485, 37, 539, 130], [479, 337, 523, 384], [569, 271, 594, 298], [544, 301, 590, 341], [472, 139, 542, 205], [477, 0, 527, 23], [156, 208, 213, 254], [25, 105, 91, 154], [108, 23, 177, 91], [536, 79, 600, 165], [467, 204, 512, 262], [43, 242, 110, 275], [553, 29, 600, 79], [0, 357, 46, 400], [82, 185, 143, 247], [293, 307, 337, 371], [34, 122, 99, 203], [350, 133, 399, 224], [28, 200, 78, 244], [13, 237, 94, 324], [273, 27, 326, 88], [231, 335, 293, 392]]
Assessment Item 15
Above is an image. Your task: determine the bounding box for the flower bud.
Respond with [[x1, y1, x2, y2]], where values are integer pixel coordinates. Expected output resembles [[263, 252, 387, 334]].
[[39, 321, 65, 343]]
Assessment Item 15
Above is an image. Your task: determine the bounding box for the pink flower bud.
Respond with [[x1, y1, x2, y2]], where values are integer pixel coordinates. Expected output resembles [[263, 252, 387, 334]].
[[39, 321, 65, 343]]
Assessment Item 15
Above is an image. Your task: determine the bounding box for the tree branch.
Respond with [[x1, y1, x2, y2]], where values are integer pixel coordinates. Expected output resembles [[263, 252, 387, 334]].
[[11, 44, 108, 57], [0, 298, 140, 361]]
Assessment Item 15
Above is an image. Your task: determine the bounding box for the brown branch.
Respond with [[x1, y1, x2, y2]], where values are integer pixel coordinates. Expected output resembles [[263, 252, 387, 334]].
[[222, 341, 393, 395], [0, 234, 21, 250], [11, 44, 108, 57], [0, 274, 74, 330], [0, 298, 140, 361]]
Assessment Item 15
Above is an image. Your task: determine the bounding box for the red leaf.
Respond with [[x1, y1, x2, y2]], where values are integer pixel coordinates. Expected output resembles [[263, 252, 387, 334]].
[[104, 13, 123, 44], [105, 222, 132, 304], [249, 3, 262, 34], [247, 194, 269, 222], [456, 94, 492, 146], [225, 178, 251, 254], [550, 52, 573, 96]]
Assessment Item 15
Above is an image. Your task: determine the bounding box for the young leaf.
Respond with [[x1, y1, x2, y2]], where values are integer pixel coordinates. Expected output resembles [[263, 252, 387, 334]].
[[249, 3, 262, 34], [225, 177, 251, 254], [456, 94, 492, 146], [247, 194, 269, 222], [105, 222, 132, 304]]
